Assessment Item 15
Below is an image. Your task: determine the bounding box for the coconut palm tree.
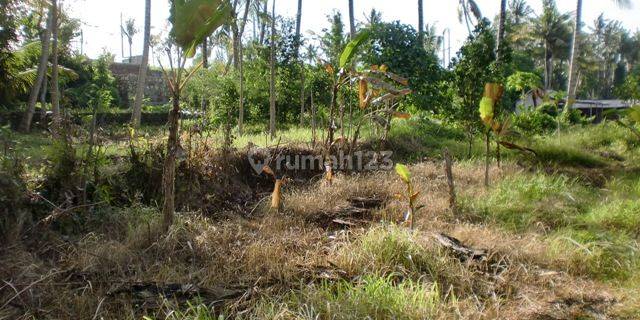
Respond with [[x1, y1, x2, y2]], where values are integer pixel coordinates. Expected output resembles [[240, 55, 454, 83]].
[[566, 0, 632, 107], [50, 0, 60, 122], [348, 0, 355, 39], [457, 0, 482, 35], [237, 0, 250, 135], [508, 0, 532, 26], [496, 0, 507, 63], [295, 0, 305, 126], [269, 0, 276, 139], [20, 2, 53, 132], [531, 0, 571, 90], [418, 0, 424, 44], [131, 0, 150, 129], [122, 18, 137, 61]]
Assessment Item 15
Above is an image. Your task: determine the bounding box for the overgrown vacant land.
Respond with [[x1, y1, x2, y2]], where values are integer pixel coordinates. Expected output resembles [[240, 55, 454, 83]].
[[2, 0, 640, 319], [2, 119, 640, 319]]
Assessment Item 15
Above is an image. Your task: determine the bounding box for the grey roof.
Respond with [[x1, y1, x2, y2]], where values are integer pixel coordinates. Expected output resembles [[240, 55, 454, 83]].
[[571, 100, 631, 109]]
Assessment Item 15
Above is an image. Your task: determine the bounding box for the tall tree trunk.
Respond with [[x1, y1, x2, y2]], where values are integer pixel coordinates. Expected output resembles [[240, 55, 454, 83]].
[[238, 41, 245, 135], [418, 0, 424, 45], [230, 0, 240, 71], [39, 76, 48, 123], [327, 84, 338, 146], [311, 89, 316, 146], [484, 131, 490, 187], [201, 37, 209, 125], [237, 0, 251, 136], [295, 0, 302, 40], [162, 92, 180, 231], [269, 0, 276, 139], [495, 0, 506, 169], [50, 0, 60, 123], [129, 39, 133, 61], [296, 0, 304, 126], [20, 6, 53, 132], [348, 0, 355, 39], [259, 0, 267, 45], [131, 0, 151, 129], [544, 42, 552, 90], [299, 66, 305, 126], [496, 0, 507, 63], [566, 0, 582, 110]]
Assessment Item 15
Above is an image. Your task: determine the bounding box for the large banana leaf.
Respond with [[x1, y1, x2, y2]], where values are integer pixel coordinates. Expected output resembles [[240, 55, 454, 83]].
[[170, 0, 232, 58], [339, 30, 370, 69]]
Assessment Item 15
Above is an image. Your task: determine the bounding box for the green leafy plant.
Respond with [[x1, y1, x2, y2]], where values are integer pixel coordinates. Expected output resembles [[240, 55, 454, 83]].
[[506, 71, 542, 102], [322, 30, 411, 149], [395, 163, 420, 229]]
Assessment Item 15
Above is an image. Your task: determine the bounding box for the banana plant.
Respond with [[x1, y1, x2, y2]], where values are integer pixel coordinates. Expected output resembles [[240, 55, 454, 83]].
[[322, 31, 412, 149], [322, 30, 370, 148], [395, 163, 420, 230], [347, 63, 412, 154], [480, 83, 536, 184], [480, 83, 503, 186], [160, 0, 232, 232]]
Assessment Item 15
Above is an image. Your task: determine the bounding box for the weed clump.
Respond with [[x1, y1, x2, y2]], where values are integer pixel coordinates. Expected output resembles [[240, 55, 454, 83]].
[[547, 229, 640, 281], [465, 173, 591, 231], [254, 275, 443, 320]]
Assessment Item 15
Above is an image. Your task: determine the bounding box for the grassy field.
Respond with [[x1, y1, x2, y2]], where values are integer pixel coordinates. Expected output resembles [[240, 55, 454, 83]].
[[1, 119, 640, 319]]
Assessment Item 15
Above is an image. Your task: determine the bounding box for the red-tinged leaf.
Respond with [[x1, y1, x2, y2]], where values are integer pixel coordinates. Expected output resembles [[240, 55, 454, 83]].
[[483, 83, 504, 101], [392, 112, 411, 119]]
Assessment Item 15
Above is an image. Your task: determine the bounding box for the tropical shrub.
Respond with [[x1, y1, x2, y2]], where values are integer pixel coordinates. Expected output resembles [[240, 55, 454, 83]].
[[511, 108, 557, 135]]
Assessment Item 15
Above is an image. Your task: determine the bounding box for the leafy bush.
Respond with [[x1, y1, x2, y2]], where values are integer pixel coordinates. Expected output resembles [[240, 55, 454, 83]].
[[532, 142, 607, 168], [511, 108, 557, 135], [65, 54, 120, 109]]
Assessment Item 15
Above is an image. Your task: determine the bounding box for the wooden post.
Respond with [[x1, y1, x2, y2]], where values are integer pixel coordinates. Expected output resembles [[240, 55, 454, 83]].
[[443, 148, 457, 215]]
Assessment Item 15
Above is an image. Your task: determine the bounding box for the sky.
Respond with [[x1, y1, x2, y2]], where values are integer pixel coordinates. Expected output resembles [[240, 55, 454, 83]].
[[68, 0, 640, 65]]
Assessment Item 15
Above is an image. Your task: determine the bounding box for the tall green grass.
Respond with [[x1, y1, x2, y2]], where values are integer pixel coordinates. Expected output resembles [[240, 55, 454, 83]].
[[466, 173, 592, 231], [251, 275, 443, 320], [546, 229, 640, 281]]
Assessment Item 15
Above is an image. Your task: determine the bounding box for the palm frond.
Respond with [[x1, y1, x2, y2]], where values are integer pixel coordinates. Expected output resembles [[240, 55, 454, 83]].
[[467, 0, 482, 20]]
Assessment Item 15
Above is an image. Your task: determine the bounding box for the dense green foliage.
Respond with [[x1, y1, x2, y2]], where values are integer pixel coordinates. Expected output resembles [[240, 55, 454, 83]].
[[442, 20, 499, 139], [363, 21, 444, 111]]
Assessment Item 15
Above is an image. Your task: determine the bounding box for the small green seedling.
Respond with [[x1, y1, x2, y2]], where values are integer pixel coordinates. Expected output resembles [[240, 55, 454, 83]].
[[395, 163, 420, 229]]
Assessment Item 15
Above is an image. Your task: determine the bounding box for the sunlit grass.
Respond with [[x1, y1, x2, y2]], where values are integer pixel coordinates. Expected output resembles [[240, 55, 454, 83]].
[[251, 275, 443, 320], [465, 173, 592, 231]]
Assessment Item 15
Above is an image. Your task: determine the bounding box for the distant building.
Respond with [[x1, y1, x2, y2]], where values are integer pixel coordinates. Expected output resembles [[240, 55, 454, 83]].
[[515, 90, 631, 122], [121, 55, 144, 65], [109, 62, 169, 107]]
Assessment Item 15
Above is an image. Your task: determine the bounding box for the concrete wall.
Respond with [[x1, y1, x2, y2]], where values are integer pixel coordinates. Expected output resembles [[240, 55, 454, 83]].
[[109, 63, 169, 107]]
